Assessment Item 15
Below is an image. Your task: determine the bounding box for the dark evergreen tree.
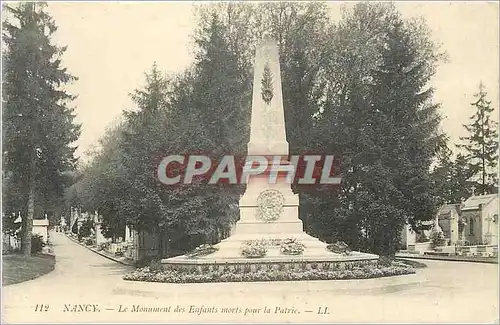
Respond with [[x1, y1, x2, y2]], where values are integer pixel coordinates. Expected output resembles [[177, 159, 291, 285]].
[[188, 12, 253, 243], [362, 18, 444, 257], [3, 2, 81, 254], [432, 141, 475, 204], [457, 83, 499, 195]]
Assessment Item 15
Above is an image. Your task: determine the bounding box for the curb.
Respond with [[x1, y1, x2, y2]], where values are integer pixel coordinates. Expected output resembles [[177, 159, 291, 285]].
[[113, 272, 428, 297], [65, 234, 135, 267], [395, 254, 498, 264]]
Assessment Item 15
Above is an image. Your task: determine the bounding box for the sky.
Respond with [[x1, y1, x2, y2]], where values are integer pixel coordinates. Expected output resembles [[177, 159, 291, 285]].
[[12, 1, 500, 162]]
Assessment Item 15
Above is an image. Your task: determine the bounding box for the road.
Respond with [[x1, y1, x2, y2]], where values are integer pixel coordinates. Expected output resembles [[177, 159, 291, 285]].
[[2, 231, 498, 323]]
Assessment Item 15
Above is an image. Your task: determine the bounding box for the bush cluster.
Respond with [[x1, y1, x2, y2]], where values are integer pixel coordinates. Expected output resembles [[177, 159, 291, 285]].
[[31, 234, 46, 254], [96, 242, 111, 252], [430, 229, 447, 248]]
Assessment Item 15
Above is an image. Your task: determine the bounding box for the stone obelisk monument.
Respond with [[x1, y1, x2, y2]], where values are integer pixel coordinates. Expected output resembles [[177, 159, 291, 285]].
[[213, 32, 330, 257], [235, 32, 303, 237]]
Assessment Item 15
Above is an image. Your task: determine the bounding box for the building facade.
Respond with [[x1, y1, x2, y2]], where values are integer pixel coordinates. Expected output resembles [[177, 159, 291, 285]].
[[460, 194, 498, 245]]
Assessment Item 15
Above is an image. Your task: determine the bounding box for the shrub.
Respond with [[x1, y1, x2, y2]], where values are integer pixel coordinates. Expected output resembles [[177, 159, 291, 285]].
[[280, 238, 305, 255], [31, 234, 46, 254], [186, 244, 219, 258], [149, 259, 164, 273], [97, 242, 110, 252], [84, 238, 94, 246], [416, 232, 429, 243], [240, 241, 267, 258], [378, 256, 393, 266], [78, 218, 94, 240], [134, 256, 159, 268], [430, 229, 446, 248], [327, 241, 352, 255]]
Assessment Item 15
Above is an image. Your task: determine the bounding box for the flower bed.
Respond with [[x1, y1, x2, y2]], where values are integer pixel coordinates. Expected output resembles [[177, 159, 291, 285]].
[[123, 260, 415, 283]]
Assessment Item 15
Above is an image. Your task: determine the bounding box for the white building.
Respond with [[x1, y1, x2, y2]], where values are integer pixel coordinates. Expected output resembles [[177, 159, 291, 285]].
[[461, 194, 499, 245]]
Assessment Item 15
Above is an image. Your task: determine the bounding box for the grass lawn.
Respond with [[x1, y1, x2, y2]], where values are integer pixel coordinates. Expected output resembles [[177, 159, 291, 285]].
[[2, 253, 55, 286]]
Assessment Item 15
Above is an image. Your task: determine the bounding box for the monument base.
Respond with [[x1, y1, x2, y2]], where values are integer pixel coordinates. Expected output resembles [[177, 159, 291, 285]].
[[161, 231, 379, 276]]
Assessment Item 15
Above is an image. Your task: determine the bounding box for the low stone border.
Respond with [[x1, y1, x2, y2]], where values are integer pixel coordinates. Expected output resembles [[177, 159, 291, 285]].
[[396, 258, 427, 268], [161, 258, 378, 273], [65, 234, 135, 266], [396, 253, 498, 264], [114, 271, 428, 300]]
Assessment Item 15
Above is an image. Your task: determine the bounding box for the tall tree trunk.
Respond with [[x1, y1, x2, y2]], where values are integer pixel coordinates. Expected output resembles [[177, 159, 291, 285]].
[[23, 155, 36, 255]]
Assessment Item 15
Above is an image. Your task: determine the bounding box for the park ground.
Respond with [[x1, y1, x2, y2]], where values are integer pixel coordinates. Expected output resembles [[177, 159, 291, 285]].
[[2, 231, 498, 323], [2, 253, 56, 286]]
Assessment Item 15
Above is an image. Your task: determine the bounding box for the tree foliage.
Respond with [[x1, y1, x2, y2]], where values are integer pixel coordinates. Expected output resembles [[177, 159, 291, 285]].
[[432, 141, 475, 204], [457, 83, 499, 195], [3, 2, 81, 254]]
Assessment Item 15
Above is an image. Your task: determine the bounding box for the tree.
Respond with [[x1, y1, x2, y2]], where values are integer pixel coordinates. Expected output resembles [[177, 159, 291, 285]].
[[65, 115, 132, 242], [432, 141, 475, 204], [191, 12, 252, 153], [186, 12, 252, 243], [3, 2, 81, 255], [457, 83, 499, 195], [310, 3, 445, 256], [307, 3, 402, 246], [363, 17, 444, 256]]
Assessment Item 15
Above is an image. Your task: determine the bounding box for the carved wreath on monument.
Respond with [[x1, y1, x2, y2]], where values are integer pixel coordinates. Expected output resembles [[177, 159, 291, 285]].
[[261, 63, 274, 105], [256, 189, 285, 222]]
